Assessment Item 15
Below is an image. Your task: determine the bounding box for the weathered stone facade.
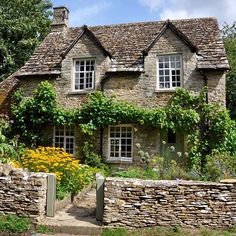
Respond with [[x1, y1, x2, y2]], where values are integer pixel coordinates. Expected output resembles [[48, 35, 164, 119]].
[[8, 14, 227, 163], [103, 178, 236, 228], [0, 164, 48, 221]]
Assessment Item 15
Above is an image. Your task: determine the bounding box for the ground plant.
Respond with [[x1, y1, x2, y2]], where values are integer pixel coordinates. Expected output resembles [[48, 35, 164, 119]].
[[101, 227, 236, 236], [0, 213, 31, 234]]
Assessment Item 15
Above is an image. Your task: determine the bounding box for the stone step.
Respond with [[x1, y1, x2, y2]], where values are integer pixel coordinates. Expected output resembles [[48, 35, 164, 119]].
[[36, 224, 102, 235]]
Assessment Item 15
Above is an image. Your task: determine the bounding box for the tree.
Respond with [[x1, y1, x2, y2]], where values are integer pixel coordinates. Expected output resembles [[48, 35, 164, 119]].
[[222, 22, 236, 118], [0, 0, 52, 81]]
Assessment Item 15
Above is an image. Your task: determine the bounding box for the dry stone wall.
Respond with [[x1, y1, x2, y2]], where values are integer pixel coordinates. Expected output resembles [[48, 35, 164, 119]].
[[0, 164, 48, 221], [103, 178, 236, 228]]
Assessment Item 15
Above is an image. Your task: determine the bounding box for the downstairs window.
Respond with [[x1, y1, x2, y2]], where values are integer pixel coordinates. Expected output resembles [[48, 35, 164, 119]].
[[53, 126, 75, 155], [108, 125, 133, 161]]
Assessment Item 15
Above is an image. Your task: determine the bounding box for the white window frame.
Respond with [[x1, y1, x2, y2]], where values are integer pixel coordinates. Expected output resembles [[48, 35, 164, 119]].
[[53, 126, 75, 155], [72, 58, 95, 92], [156, 54, 183, 91], [108, 125, 133, 162]]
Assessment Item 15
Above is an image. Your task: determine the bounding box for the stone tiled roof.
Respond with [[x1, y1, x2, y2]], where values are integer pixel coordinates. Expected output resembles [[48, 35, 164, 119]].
[[17, 17, 229, 76], [0, 75, 19, 113]]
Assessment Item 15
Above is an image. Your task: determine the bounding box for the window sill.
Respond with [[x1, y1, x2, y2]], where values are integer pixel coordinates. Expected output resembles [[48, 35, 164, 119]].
[[155, 89, 179, 93], [68, 90, 95, 95], [106, 158, 133, 164]]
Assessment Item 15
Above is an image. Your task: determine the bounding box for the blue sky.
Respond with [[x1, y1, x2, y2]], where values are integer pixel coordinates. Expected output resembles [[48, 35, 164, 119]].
[[51, 0, 236, 27]]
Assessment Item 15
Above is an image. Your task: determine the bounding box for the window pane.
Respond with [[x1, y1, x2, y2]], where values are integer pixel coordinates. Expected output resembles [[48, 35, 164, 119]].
[[74, 60, 95, 91], [158, 55, 182, 90], [109, 126, 132, 159], [54, 126, 75, 154]]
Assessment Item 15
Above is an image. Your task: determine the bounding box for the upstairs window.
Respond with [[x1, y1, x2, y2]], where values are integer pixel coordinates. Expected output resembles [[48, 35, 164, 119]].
[[54, 126, 75, 155], [74, 59, 95, 91], [157, 54, 182, 90]]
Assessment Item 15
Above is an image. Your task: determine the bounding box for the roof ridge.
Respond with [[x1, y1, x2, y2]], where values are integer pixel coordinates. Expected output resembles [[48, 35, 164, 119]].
[[69, 17, 217, 29]]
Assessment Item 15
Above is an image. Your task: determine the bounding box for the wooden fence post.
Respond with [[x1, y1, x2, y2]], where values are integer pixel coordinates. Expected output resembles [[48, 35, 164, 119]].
[[46, 174, 56, 217], [96, 173, 105, 221]]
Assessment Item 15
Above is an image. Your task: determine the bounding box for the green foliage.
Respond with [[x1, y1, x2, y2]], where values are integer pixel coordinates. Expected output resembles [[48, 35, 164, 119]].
[[102, 228, 128, 236], [82, 141, 103, 167], [11, 81, 236, 172], [0, 116, 25, 162], [0, 0, 52, 81], [12, 81, 57, 145], [114, 167, 159, 180], [101, 227, 236, 236], [36, 225, 54, 234], [222, 22, 236, 119], [0, 213, 31, 233], [202, 151, 236, 181]]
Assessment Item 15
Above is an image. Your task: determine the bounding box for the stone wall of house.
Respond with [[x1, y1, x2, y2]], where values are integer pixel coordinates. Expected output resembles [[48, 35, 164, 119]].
[[207, 71, 226, 106], [0, 164, 48, 221], [103, 178, 236, 228], [104, 29, 225, 107], [103, 28, 202, 108], [55, 33, 110, 109]]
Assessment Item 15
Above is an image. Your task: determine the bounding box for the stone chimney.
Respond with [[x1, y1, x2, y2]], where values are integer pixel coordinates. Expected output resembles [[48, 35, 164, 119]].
[[51, 6, 69, 32]]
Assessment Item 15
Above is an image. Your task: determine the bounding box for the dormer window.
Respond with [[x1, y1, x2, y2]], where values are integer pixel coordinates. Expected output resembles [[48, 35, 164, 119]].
[[73, 59, 95, 91], [157, 54, 182, 90]]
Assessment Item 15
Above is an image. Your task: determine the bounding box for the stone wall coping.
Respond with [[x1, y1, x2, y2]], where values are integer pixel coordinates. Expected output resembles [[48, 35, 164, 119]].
[[106, 177, 233, 187], [220, 179, 236, 184]]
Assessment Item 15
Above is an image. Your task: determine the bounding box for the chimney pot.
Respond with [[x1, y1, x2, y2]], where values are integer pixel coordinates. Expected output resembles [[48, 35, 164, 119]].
[[51, 6, 69, 32]]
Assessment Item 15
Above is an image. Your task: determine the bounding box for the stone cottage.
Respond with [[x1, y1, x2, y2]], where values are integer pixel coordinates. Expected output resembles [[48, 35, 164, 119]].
[[0, 6, 229, 164]]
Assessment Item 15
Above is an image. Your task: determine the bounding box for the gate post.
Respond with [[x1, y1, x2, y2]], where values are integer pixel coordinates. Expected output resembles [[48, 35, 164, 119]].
[[96, 173, 105, 221], [46, 174, 56, 217]]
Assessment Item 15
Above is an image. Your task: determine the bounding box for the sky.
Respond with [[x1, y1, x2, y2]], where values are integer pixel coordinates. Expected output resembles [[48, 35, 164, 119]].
[[50, 0, 236, 27]]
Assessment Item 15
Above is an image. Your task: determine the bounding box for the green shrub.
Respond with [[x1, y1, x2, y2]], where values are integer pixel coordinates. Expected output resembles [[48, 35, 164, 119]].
[[0, 213, 31, 233], [83, 141, 103, 167], [202, 151, 236, 181], [102, 228, 128, 236], [113, 167, 159, 180]]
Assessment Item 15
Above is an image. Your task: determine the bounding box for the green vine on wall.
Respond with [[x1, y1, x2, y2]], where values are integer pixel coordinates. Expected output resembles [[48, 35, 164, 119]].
[[11, 81, 236, 168]]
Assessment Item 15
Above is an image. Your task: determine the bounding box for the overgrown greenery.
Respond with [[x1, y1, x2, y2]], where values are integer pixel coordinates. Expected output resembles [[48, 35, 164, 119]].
[[101, 226, 236, 236], [0, 0, 52, 81], [222, 22, 236, 119], [11, 81, 236, 173], [0, 116, 25, 162], [0, 213, 31, 234]]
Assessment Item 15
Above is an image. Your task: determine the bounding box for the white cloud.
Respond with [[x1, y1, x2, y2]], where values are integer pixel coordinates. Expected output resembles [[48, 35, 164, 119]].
[[70, 1, 111, 26], [138, 0, 164, 11], [140, 0, 236, 25]]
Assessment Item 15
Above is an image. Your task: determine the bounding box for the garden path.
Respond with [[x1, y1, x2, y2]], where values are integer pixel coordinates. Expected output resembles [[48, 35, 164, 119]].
[[40, 188, 101, 235]]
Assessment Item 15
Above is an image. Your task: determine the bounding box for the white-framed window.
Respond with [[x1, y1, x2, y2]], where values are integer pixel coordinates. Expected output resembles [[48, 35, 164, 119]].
[[157, 54, 182, 90], [108, 125, 133, 161], [73, 59, 95, 91], [53, 126, 75, 155]]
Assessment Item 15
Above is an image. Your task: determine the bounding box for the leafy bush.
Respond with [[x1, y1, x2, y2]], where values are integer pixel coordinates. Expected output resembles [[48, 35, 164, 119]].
[[0, 213, 31, 233], [202, 151, 236, 181], [113, 167, 159, 180], [0, 116, 25, 162], [17, 147, 97, 198], [83, 141, 102, 167]]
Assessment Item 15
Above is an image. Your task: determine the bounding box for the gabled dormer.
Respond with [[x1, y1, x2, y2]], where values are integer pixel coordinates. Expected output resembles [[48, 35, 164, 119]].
[[59, 25, 111, 94]]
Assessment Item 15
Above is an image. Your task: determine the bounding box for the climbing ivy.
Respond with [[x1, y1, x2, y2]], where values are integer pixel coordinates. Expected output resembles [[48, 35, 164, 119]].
[[11, 81, 236, 168]]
